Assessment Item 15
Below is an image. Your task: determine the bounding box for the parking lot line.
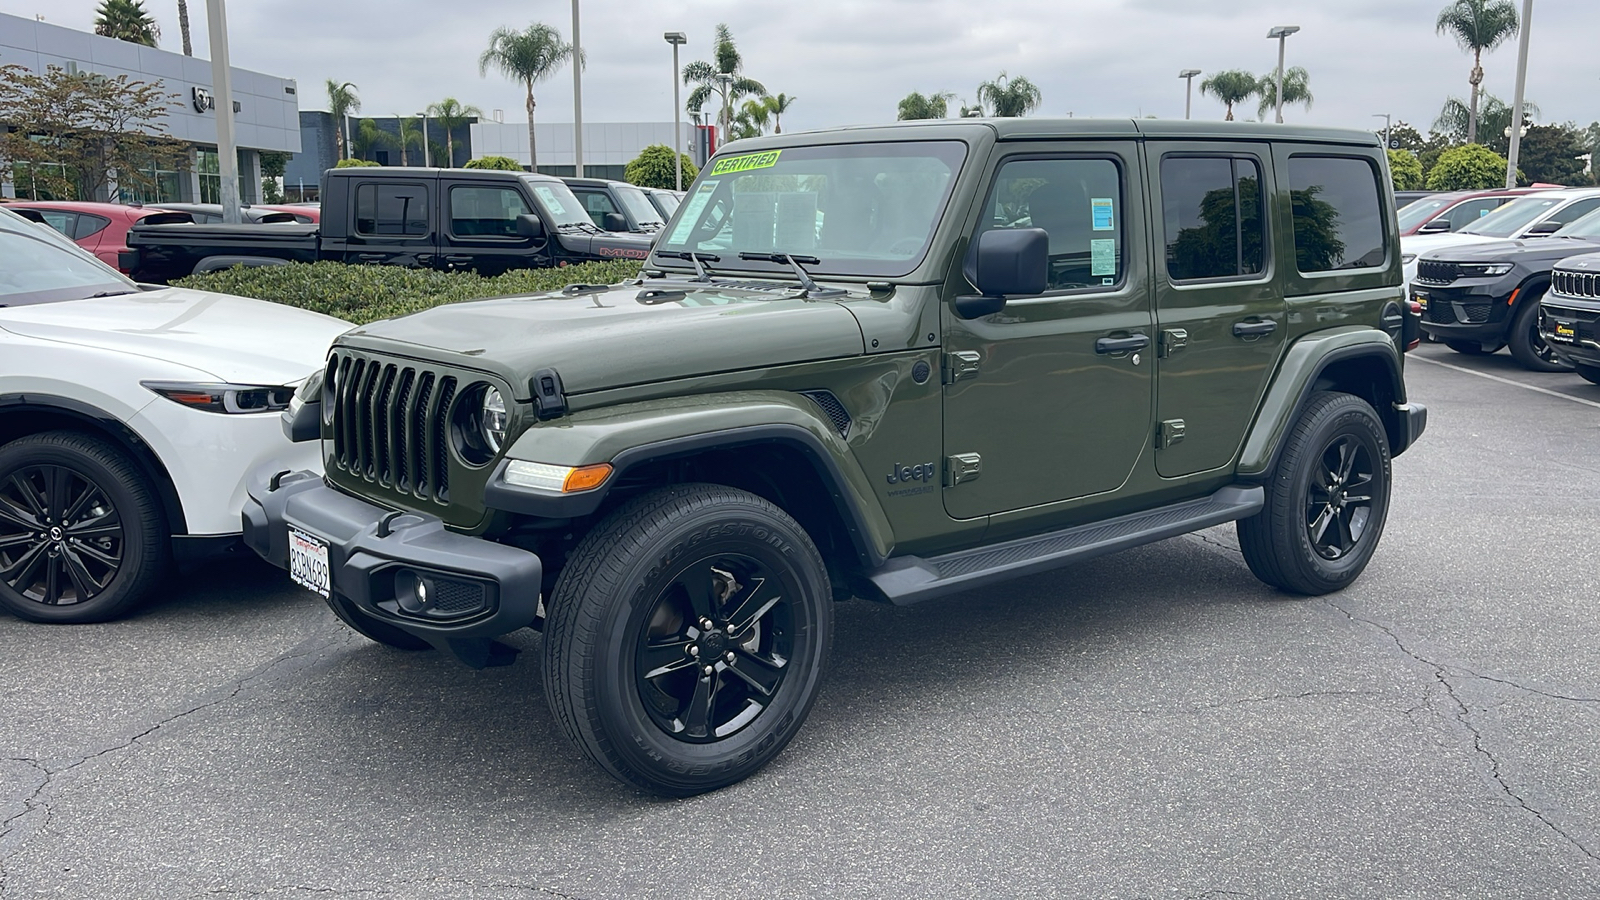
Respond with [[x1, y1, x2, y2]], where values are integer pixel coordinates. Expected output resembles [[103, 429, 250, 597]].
[[1410, 354, 1600, 411]]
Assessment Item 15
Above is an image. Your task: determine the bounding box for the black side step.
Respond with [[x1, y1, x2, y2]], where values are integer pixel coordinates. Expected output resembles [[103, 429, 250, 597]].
[[867, 485, 1264, 606]]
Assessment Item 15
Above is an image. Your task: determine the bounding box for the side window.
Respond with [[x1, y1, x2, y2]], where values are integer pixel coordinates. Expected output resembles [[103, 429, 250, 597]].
[[38, 211, 77, 239], [1161, 156, 1266, 281], [355, 183, 430, 236], [1447, 199, 1503, 230], [449, 186, 531, 237], [576, 189, 620, 228], [74, 214, 110, 240], [1548, 198, 1600, 228], [1288, 156, 1387, 273], [978, 157, 1124, 292]]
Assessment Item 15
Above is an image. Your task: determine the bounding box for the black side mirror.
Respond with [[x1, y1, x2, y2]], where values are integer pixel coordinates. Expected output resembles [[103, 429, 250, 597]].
[[602, 212, 630, 232], [1417, 218, 1452, 234], [515, 214, 545, 239], [955, 228, 1049, 318], [1525, 220, 1562, 236]]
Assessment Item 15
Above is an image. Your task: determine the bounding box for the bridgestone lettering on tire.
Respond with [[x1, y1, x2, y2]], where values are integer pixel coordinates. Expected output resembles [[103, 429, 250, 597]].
[[541, 483, 832, 796], [1238, 392, 1392, 596]]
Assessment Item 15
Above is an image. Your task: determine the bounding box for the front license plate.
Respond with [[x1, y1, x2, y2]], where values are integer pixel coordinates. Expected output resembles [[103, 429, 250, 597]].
[[288, 527, 331, 598], [1412, 291, 1429, 308], [1551, 321, 1577, 343]]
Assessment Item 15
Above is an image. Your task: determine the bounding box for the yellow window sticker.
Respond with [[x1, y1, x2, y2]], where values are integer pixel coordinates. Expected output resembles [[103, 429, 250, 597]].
[[708, 150, 783, 177]]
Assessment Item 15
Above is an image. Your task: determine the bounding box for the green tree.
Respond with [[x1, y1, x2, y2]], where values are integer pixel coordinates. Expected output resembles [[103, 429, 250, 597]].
[[395, 116, 423, 166], [352, 118, 393, 161], [1435, 0, 1520, 145], [1426, 143, 1510, 190], [479, 22, 577, 172], [94, 0, 160, 46], [1514, 124, 1588, 186], [1256, 66, 1313, 120], [1199, 70, 1260, 121], [325, 80, 360, 161], [1290, 186, 1346, 272], [1387, 149, 1425, 191], [766, 93, 796, 134], [463, 156, 524, 171], [683, 24, 766, 138], [731, 98, 771, 140], [334, 158, 381, 168], [426, 97, 483, 167], [259, 150, 289, 203], [624, 144, 699, 190], [1383, 122, 1427, 153], [898, 91, 955, 121], [976, 72, 1042, 117], [0, 61, 188, 200]]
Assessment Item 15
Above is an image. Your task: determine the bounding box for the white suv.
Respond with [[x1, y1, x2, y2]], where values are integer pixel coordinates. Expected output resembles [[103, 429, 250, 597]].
[[0, 206, 349, 623]]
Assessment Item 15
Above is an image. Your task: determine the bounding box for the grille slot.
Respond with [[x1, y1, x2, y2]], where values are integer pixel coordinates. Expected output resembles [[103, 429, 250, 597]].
[[327, 352, 456, 503], [429, 579, 487, 615], [1415, 260, 1459, 285], [1552, 269, 1600, 300]]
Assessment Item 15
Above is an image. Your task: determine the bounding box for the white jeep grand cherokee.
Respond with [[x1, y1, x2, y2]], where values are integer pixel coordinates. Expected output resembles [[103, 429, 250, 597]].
[[0, 206, 349, 623]]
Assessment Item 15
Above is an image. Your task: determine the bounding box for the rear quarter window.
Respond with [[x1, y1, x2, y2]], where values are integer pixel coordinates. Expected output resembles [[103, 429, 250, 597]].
[[1288, 156, 1387, 273]]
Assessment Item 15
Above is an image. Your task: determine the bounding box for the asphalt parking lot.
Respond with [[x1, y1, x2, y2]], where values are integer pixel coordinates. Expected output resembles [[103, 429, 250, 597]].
[[2, 342, 1597, 900]]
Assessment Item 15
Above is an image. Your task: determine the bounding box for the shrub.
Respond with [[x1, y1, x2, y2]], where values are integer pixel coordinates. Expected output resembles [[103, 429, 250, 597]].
[[1425, 144, 1510, 191], [463, 156, 525, 171], [334, 158, 381, 168], [625, 144, 699, 190], [1387, 149, 1424, 192], [173, 260, 643, 325]]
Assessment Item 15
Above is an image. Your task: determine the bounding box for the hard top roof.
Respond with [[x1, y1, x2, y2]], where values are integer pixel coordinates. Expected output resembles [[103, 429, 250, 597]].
[[713, 117, 1383, 152], [326, 166, 556, 182]]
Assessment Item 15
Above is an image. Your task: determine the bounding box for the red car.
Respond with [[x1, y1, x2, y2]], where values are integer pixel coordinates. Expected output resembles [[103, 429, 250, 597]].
[[3, 200, 191, 272], [1397, 188, 1543, 237]]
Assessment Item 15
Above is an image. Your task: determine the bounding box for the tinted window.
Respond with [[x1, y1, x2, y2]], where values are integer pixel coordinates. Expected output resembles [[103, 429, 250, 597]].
[[979, 157, 1124, 291], [1396, 197, 1452, 232], [355, 183, 430, 236], [1548, 198, 1600, 228], [449, 186, 531, 238], [1288, 156, 1387, 272], [1162, 156, 1265, 281], [73, 214, 110, 240], [36, 211, 77, 240], [1446, 198, 1506, 230], [575, 189, 619, 228]]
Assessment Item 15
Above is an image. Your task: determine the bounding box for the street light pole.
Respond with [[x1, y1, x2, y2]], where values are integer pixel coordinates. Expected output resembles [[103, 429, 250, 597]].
[[571, 0, 584, 178], [665, 32, 687, 191], [1179, 69, 1201, 120], [1373, 113, 1392, 149], [205, 0, 241, 223], [420, 111, 430, 167], [1505, 0, 1534, 189], [1267, 25, 1300, 124]]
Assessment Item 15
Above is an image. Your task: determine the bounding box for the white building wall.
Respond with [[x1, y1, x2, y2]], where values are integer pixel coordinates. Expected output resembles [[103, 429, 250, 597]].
[[469, 121, 696, 169]]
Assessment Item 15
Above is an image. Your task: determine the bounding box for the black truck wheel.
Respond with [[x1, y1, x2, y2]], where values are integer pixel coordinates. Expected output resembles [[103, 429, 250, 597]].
[[1238, 392, 1392, 596], [542, 484, 832, 796], [326, 592, 432, 650], [0, 432, 168, 623], [1508, 292, 1573, 372]]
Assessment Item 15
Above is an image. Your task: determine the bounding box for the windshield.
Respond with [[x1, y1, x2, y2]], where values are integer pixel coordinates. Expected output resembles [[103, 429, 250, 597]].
[[657, 140, 968, 277], [651, 192, 681, 216], [0, 214, 136, 307], [614, 184, 664, 228], [520, 177, 595, 229], [1555, 208, 1600, 239], [1460, 196, 1560, 237], [1397, 196, 1453, 231]]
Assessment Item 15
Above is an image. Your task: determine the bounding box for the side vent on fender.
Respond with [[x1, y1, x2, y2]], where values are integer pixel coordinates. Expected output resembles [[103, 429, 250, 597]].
[[797, 390, 852, 439]]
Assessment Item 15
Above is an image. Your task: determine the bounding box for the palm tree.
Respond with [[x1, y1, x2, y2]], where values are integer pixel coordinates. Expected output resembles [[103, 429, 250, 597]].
[[1256, 67, 1314, 120], [1200, 70, 1260, 121], [1434, 93, 1539, 151], [176, 0, 191, 55], [479, 22, 577, 172], [732, 99, 771, 140], [766, 93, 796, 133], [898, 91, 955, 121], [326, 81, 360, 160], [94, 0, 160, 46], [976, 73, 1042, 118], [395, 116, 424, 167], [353, 119, 394, 162], [427, 98, 484, 167], [683, 24, 767, 140], [1436, 0, 1520, 144]]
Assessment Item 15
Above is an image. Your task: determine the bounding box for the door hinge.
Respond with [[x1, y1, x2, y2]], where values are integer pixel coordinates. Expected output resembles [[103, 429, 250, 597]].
[[1157, 419, 1186, 449], [943, 351, 982, 384], [1159, 328, 1189, 358], [945, 453, 982, 487]]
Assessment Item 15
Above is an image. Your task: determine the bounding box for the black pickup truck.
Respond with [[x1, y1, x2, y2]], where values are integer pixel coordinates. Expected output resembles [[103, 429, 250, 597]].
[[123, 168, 653, 282]]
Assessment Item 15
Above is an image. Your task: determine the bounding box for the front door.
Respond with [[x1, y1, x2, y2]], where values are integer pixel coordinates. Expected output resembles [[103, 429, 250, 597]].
[[942, 143, 1155, 520], [439, 180, 553, 274]]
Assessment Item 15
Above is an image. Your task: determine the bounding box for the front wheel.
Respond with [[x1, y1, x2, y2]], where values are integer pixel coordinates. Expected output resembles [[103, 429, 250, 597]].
[[542, 484, 832, 796], [1508, 294, 1573, 372], [1238, 392, 1392, 596]]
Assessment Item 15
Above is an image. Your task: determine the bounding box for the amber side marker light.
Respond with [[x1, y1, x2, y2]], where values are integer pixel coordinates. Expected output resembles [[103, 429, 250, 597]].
[[563, 464, 613, 493]]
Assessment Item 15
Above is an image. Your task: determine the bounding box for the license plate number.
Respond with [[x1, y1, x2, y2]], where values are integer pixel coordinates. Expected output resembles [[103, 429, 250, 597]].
[[1551, 321, 1577, 343], [288, 527, 331, 598]]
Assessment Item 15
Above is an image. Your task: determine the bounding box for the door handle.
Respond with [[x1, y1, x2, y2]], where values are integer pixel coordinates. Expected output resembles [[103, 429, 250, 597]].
[[1233, 319, 1278, 338], [1095, 333, 1151, 354], [444, 255, 472, 264], [356, 253, 385, 262]]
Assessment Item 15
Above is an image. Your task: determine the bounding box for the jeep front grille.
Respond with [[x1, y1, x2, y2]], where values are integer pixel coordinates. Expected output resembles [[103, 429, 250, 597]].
[[330, 352, 456, 503], [1552, 269, 1599, 300], [1415, 260, 1460, 285]]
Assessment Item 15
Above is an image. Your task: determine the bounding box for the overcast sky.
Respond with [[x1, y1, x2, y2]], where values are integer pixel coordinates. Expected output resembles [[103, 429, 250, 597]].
[[2, 0, 1595, 137]]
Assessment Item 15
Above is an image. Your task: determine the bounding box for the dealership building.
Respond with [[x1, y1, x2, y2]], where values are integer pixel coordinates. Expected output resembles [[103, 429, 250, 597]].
[[0, 12, 300, 203]]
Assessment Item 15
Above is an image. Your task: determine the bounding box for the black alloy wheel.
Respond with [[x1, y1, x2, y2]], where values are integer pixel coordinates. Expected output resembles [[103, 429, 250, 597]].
[[1510, 294, 1574, 372], [1304, 435, 1376, 561]]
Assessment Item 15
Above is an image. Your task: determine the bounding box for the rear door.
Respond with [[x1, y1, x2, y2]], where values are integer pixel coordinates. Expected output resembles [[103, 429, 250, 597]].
[[344, 178, 438, 267]]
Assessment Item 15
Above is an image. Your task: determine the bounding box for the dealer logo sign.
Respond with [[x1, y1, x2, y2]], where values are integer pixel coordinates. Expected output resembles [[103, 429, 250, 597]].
[[192, 87, 215, 113]]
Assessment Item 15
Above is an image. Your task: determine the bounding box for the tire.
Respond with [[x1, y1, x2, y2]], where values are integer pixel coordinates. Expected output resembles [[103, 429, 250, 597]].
[[1238, 392, 1392, 596], [0, 431, 168, 623], [1576, 364, 1600, 386], [1444, 339, 1493, 355], [1508, 292, 1573, 372], [326, 592, 432, 650], [542, 483, 832, 796]]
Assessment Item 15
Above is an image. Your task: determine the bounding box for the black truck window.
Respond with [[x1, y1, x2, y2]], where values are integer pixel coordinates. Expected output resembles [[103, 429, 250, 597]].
[[355, 183, 430, 236], [449, 186, 531, 238], [1288, 156, 1386, 272], [1161, 156, 1266, 282]]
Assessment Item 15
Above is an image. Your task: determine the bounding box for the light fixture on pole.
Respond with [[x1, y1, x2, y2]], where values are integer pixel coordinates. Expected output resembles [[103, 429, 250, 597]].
[[419, 111, 430, 167], [571, 0, 584, 179], [1266, 25, 1300, 124], [1373, 113, 1392, 149], [1179, 69, 1201, 120], [205, 0, 241, 223], [1504, 0, 1534, 189], [665, 31, 688, 191], [715, 73, 733, 145]]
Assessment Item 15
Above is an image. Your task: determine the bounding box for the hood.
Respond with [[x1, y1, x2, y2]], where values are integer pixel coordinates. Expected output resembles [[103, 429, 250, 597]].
[[1402, 233, 1500, 256], [342, 281, 867, 398], [556, 230, 654, 262], [0, 287, 351, 384], [1429, 236, 1600, 265]]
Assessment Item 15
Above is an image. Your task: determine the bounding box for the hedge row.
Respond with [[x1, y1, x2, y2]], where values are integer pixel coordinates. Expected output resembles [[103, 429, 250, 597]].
[[173, 260, 643, 325]]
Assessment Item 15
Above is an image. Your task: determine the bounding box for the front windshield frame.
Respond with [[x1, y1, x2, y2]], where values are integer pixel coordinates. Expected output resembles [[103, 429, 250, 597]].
[[1460, 196, 1560, 238], [655, 139, 970, 279], [613, 184, 664, 228], [1396, 196, 1453, 231], [0, 211, 137, 307], [519, 176, 595, 229]]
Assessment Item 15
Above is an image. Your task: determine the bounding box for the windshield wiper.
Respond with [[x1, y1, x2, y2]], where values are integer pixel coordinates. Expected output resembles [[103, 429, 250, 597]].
[[89, 290, 139, 298], [656, 251, 722, 282], [736, 252, 847, 299]]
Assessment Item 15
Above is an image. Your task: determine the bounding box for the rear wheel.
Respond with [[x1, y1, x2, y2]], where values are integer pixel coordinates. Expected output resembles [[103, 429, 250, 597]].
[[1444, 339, 1494, 355], [1575, 364, 1600, 386], [1508, 292, 1573, 372], [0, 432, 168, 623], [1238, 392, 1392, 596]]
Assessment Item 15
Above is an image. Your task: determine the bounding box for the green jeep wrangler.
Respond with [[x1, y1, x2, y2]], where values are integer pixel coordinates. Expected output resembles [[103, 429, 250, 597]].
[[246, 119, 1427, 795]]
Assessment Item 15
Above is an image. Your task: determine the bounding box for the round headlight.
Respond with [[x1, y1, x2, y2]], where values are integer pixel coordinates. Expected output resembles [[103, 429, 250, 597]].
[[481, 388, 507, 453]]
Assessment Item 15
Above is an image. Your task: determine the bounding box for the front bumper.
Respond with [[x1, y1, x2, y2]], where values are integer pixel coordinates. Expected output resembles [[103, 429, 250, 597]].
[[1412, 282, 1514, 345], [1540, 299, 1600, 368], [242, 468, 543, 668]]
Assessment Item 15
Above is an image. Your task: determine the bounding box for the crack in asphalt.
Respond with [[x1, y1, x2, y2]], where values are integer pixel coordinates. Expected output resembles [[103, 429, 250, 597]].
[[1119, 689, 1385, 716], [1185, 530, 1241, 556], [201, 879, 586, 898], [1325, 599, 1600, 866]]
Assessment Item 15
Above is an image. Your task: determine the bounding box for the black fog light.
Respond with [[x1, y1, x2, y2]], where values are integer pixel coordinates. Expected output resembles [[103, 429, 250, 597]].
[[391, 569, 489, 620]]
